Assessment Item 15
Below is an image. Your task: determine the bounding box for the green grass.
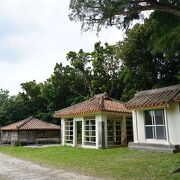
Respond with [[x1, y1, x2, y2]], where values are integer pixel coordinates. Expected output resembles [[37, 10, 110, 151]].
[[0, 146, 180, 179]]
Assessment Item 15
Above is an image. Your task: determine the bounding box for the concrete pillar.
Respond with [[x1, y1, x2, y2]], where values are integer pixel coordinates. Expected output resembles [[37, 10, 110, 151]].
[[82, 119, 85, 147], [95, 114, 107, 149], [164, 108, 170, 144], [95, 115, 101, 149], [61, 118, 65, 145], [121, 115, 127, 145], [73, 119, 76, 147], [132, 110, 138, 143]]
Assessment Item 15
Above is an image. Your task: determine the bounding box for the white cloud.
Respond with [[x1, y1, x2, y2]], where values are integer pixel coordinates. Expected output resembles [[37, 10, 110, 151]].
[[0, 0, 124, 95]]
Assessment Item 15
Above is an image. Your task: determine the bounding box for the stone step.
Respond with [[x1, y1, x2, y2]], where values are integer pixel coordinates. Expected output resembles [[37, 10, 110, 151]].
[[128, 142, 180, 153]]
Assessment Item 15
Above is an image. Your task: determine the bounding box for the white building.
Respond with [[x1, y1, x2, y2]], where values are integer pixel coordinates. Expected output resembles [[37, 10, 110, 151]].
[[126, 84, 180, 153], [54, 93, 132, 149]]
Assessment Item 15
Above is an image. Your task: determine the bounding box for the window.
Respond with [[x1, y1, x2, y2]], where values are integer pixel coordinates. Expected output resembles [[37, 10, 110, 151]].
[[64, 119, 73, 144], [107, 120, 114, 144], [107, 119, 121, 145], [126, 117, 133, 143], [144, 110, 166, 140], [84, 117, 96, 146]]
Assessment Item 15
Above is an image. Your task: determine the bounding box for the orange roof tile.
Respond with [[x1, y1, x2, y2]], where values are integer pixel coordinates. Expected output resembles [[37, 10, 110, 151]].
[[54, 93, 131, 117], [0, 117, 60, 131], [126, 84, 180, 110]]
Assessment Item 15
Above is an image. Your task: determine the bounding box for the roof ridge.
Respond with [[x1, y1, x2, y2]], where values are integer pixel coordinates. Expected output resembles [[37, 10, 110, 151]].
[[99, 96, 104, 110], [17, 116, 33, 129], [55, 93, 108, 114]]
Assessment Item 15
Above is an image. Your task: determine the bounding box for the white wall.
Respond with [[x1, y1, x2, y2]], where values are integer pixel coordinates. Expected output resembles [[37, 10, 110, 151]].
[[132, 110, 145, 143], [132, 102, 180, 145], [166, 102, 180, 145]]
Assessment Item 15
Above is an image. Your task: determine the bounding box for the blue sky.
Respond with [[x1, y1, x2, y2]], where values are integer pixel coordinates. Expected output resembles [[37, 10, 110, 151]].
[[0, 0, 124, 95]]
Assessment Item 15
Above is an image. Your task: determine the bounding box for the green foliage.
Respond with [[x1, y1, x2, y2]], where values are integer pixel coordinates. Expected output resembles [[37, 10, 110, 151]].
[[148, 12, 180, 59], [66, 42, 124, 99], [0, 90, 27, 126], [69, 1, 180, 56], [118, 15, 180, 100], [91, 42, 123, 98], [69, 0, 180, 32]]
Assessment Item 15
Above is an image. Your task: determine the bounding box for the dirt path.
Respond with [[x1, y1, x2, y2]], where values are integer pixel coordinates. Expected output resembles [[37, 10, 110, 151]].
[[0, 153, 101, 180]]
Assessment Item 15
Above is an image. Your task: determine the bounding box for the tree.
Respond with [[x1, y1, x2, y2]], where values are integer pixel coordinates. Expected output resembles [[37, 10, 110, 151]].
[[19, 80, 47, 117], [147, 12, 180, 58], [91, 42, 123, 99], [118, 19, 180, 100], [0, 89, 27, 126], [67, 42, 124, 99], [67, 50, 93, 97], [69, 0, 180, 31]]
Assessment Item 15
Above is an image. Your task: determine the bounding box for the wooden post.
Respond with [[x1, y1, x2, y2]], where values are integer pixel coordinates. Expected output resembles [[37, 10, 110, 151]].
[[35, 131, 37, 144], [121, 116, 127, 145], [104, 117, 108, 148], [27, 131, 29, 145], [17, 131, 19, 145]]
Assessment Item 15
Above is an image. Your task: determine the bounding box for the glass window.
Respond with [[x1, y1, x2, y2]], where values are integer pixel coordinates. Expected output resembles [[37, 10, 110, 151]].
[[156, 126, 166, 140], [145, 111, 153, 125], [84, 117, 96, 146], [145, 126, 153, 139], [126, 117, 133, 143], [144, 109, 166, 140], [64, 119, 73, 144], [107, 119, 121, 145], [154, 110, 164, 125]]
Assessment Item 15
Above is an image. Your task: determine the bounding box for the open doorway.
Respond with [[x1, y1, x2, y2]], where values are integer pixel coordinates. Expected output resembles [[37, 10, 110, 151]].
[[107, 118, 121, 146], [76, 121, 82, 146]]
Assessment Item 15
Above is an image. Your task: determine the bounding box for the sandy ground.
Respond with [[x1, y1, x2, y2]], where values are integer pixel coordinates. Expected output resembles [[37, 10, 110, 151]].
[[0, 153, 102, 180]]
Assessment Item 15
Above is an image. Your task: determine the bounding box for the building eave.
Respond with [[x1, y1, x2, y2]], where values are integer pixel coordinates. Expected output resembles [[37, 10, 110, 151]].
[[54, 110, 132, 119]]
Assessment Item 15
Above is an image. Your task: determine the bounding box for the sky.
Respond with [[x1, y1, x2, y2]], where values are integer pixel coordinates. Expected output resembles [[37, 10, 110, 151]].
[[0, 0, 124, 95]]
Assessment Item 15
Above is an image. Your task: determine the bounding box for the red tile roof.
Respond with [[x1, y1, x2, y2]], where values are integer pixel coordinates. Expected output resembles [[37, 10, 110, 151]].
[[0, 117, 60, 131], [54, 93, 131, 117], [126, 84, 180, 110]]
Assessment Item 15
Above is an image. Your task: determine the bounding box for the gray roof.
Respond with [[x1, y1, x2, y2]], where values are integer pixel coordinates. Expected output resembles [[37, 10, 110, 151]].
[[126, 84, 180, 110]]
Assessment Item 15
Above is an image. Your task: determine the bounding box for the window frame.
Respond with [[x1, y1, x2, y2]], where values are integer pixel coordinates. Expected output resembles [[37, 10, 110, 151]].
[[107, 118, 121, 145], [144, 109, 167, 141], [84, 117, 96, 146], [64, 119, 73, 144]]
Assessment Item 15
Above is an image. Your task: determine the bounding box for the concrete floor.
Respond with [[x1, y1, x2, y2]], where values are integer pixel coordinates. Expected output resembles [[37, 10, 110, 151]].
[[25, 144, 62, 148]]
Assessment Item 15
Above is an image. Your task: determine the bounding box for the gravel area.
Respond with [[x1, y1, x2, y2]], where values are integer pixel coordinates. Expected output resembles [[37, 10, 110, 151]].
[[0, 153, 101, 180]]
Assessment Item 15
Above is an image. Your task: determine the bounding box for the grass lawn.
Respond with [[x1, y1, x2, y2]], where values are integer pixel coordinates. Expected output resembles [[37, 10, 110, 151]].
[[0, 146, 180, 179]]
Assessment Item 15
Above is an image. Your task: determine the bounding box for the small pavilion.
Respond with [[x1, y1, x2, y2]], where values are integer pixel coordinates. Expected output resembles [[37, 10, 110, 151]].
[[0, 117, 61, 145], [54, 93, 132, 149]]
